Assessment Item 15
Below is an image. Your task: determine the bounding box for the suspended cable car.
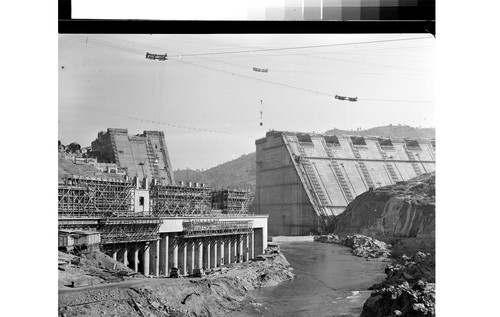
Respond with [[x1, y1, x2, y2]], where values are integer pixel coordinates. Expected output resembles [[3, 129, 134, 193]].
[[335, 95, 358, 102], [253, 67, 268, 73], [146, 52, 168, 61]]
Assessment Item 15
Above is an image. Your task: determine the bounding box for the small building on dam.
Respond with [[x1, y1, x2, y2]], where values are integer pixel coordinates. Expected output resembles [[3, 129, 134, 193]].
[[252, 131, 435, 236]]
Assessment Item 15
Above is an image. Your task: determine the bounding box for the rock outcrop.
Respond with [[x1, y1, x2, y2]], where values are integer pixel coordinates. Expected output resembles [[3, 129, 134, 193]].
[[334, 172, 435, 249], [361, 252, 435, 317], [315, 234, 391, 260], [331, 173, 436, 316]]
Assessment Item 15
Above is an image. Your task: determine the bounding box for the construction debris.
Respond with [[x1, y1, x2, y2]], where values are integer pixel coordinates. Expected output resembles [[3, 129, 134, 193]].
[[59, 251, 294, 317], [58, 250, 139, 289]]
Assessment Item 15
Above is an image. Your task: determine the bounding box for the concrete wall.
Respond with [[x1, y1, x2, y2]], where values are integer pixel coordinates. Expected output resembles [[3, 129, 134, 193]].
[[254, 133, 320, 236], [90, 129, 175, 185], [254, 131, 436, 236], [105, 215, 268, 277], [132, 188, 150, 213]]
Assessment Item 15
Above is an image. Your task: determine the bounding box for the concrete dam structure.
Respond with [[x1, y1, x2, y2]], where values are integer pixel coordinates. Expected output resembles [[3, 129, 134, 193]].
[[253, 131, 435, 236], [59, 129, 267, 277], [90, 128, 175, 185]]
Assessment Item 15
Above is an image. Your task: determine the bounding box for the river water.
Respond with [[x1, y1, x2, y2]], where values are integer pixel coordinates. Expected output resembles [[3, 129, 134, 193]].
[[227, 242, 387, 317]]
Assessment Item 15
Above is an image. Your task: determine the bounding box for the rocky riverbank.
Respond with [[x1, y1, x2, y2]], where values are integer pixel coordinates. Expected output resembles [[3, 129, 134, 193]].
[[315, 234, 391, 261], [58, 248, 294, 317], [361, 252, 435, 317], [316, 234, 435, 316]]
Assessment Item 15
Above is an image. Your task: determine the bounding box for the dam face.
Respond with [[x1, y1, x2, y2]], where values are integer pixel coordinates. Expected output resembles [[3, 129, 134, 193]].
[[253, 131, 435, 236]]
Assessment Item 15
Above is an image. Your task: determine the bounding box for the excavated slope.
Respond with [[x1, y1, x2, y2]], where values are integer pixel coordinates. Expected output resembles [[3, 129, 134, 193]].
[[334, 172, 435, 239], [58, 157, 123, 181]]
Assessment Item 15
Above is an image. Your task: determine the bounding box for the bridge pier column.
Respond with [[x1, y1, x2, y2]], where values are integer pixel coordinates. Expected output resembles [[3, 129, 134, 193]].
[[250, 231, 255, 259], [232, 236, 238, 263], [187, 239, 195, 275], [122, 248, 128, 266], [210, 238, 218, 268], [149, 239, 160, 276], [133, 247, 139, 272], [244, 234, 249, 262], [196, 240, 203, 270], [219, 240, 225, 266], [180, 242, 187, 276], [225, 239, 231, 264], [238, 235, 243, 263], [142, 243, 150, 276], [159, 233, 169, 276], [170, 234, 178, 274], [203, 239, 210, 270]]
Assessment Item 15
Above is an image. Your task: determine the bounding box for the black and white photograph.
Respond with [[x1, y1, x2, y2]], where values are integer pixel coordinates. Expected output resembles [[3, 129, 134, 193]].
[[57, 31, 436, 316], [4, 0, 496, 316]]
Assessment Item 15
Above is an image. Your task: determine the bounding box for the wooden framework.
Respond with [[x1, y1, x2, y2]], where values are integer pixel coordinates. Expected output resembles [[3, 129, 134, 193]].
[[58, 175, 132, 217], [150, 184, 211, 216], [182, 220, 253, 238]]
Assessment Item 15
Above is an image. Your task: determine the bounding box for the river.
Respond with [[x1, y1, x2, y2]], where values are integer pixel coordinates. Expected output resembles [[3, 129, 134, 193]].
[[227, 242, 387, 317]]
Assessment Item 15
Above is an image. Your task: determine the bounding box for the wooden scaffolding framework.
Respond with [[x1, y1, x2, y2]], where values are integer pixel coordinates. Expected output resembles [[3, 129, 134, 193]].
[[150, 184, 212, 216], [58, 175, 133, 218], [58, 175, 162, 245], [211, 189, 252, 214], [182, 219, 253, 238]]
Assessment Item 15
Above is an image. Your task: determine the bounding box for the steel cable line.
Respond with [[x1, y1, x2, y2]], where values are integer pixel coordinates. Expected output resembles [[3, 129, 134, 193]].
[[90, 109, 232, 135], [66, 35, 434, 103], [196, 55, 431, 77], [66, 36, 233, 135], [171, 58, 434, 103], [165, 36, 432, 58], [191, 47, 432, 74], [70, 34, 433, 62], [69, 34, 431, 74], [172, 58, 333, 97], [66, 36, 145, 56]]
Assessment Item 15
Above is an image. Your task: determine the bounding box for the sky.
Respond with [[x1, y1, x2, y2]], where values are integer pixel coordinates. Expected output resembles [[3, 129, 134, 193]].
[[59, 34, 435, 170]]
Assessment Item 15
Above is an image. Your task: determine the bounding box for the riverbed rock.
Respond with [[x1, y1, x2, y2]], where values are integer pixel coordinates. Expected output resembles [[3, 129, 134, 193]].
[[361, 253, 435, 317], [314, 234, 341, 243], [316, 234, 391, 260], [344, 234, 391, 260]]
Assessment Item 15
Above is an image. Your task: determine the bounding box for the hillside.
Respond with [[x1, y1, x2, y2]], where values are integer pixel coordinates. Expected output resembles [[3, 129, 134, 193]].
[[174, 152, 256, 190], [58, 157, 123, 181], [324, 124, 435, 139]]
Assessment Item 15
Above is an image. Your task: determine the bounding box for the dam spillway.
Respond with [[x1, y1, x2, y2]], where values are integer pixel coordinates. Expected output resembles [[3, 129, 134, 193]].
[[252, 131, 435, 236]]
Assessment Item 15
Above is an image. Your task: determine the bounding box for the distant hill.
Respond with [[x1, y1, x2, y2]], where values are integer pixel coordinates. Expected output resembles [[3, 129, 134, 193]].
[[324, 124, 435, 139], [174, 152, 256, 190]]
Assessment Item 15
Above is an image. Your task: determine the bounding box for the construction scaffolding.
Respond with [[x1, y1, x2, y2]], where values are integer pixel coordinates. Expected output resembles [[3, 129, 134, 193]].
[[182, 220, 253, 238], [150, 184, 212, 216], [58, 175, 162, 246], [211, 189, 252, 214], [98, 217, 162, 245], [58, 175, 133, 218]]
